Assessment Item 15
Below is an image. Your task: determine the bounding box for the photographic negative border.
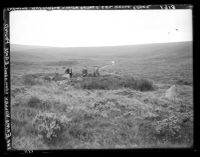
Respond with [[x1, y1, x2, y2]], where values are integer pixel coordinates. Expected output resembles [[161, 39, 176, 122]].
[[2, 4, 196, 154]]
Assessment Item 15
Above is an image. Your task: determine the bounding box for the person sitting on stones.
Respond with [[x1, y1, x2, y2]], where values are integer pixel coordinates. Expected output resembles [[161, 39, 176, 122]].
[[69, 68, 73, 78], [82, 66, 88, 77], [62, 67, 71, 79], [65, 68, 70, 74], [93, 66, 100, 77]]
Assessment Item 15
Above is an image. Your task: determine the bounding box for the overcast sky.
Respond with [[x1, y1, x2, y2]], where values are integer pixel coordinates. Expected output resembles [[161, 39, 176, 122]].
[[10, 9, 192, 47]]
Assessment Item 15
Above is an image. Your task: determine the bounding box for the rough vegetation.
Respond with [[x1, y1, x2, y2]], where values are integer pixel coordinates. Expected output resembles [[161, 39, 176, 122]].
[[21, 73, 154, 91], [10, 42, 193, 149], [11, 72, 193, 149]]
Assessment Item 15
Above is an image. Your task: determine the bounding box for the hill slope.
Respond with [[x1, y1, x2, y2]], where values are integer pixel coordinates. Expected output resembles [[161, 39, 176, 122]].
[[10, 42, 192, 62]]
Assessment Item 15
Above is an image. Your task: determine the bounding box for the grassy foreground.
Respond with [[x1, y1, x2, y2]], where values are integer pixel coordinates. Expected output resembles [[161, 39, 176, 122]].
[[11, 73, 193, 149]]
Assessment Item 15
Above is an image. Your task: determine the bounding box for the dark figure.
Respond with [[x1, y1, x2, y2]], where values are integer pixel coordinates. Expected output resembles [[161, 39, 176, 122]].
[[93, 66, 100, 77], [82, 67, 88, 77], [69, 68, 73, 78], [65, 68, 70, 74]]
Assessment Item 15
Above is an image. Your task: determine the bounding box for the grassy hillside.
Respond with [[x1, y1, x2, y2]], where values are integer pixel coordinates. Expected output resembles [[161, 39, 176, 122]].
[[10, 41, 192, 61], [10, 42, 193, 149], [11, 41, 193, 84]]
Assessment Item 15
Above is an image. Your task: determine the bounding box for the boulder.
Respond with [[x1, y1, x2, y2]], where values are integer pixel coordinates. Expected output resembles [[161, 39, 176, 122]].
[[164, 85, 178, 101], [62, 74, 70, 79]]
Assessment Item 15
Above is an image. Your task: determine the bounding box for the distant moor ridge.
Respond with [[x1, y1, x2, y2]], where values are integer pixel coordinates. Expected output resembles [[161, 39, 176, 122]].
[[10, 41, 192, 62]]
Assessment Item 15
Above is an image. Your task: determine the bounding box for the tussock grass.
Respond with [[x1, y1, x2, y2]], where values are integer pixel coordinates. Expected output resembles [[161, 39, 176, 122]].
[[78, 75, 154, 91], [23, 74, 39, 86], [121, 77, 154, 91], [27, 96, 52, 110], [176, 79, 192, 85], [79, 76, 119, 90], [27, 96, 41, 108]]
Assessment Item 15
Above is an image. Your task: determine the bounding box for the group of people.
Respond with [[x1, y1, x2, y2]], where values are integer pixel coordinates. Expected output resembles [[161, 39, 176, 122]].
[[82, 66, 100, 77], [64, 66, 100, 78]]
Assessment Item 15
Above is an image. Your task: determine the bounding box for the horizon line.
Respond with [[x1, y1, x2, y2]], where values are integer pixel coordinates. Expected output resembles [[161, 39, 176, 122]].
[[10, 40, 192, 48]]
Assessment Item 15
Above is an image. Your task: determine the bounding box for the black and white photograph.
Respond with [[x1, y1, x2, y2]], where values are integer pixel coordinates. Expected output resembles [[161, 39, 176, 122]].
[[6, 5, 193, 150]]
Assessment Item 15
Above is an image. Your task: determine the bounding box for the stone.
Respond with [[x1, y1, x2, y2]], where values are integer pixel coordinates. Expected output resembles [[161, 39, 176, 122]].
[[62, 74, 70, 79], [164, 85, 178, 101]]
